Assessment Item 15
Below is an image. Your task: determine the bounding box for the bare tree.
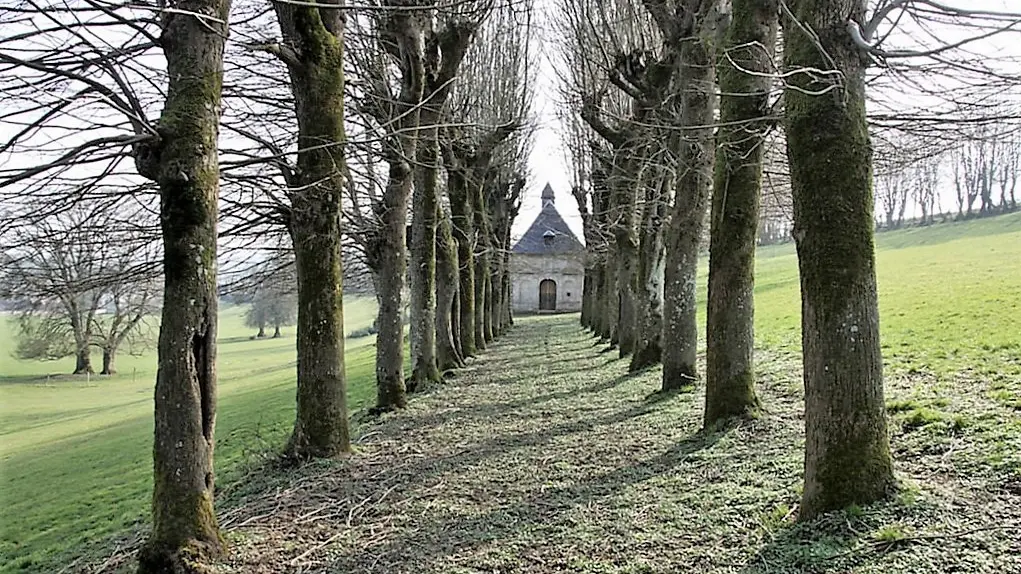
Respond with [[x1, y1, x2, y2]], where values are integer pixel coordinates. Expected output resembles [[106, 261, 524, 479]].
[[1, 207, 157, 375], [1, 0, 232, 566]]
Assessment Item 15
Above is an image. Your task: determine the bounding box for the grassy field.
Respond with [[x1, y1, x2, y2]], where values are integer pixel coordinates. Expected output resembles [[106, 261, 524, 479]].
[[0, 298, 382, 573], [202, 206, 1021, 573], [2, 212, 1020, 573]]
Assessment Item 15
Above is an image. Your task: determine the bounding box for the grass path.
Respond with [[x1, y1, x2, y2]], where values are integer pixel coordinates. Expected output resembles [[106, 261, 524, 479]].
[[119, 314, 1021, 574]]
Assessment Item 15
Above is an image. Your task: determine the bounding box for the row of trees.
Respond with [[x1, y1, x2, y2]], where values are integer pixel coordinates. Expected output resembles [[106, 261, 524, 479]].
[[556, 0, 1021, 522], [1, 0, 533, 571]]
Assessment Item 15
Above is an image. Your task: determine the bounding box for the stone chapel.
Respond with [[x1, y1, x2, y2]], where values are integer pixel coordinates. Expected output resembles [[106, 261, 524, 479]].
[[509, 183, 585, 313]]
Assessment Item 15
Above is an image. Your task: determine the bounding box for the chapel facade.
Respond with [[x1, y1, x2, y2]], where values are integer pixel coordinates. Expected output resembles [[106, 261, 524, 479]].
[[509, 183, 585, 314]]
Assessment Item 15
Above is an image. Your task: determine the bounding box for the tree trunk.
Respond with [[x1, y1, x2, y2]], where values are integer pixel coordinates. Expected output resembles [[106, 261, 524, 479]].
[[448, 170, 477, 355], [436, 206, 463, 371], [630, 176, 668, 372], [483, 269, 495, 343], [74, 346, 93, 375], [604, 246, 620, 346], [580, 269, 592, 329], [273, 325, 281, 338], [409, 113, 440, 389], [135, 0, 230, 567], [616, 238, 638, 356], [704, 0, 777, 426], [472, 183, 491, 349], [101, 347, 116, 375], [661, 32, 715, 391], [256, 325, 265, 338], [275, 0, 351, 459], [594, 261, 610, 340], [783, 0, 895, 520], [367, 186, 410, 411]]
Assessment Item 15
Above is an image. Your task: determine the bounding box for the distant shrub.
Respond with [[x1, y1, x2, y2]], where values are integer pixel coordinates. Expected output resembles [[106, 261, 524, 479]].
[[348, 321, 378, 339]]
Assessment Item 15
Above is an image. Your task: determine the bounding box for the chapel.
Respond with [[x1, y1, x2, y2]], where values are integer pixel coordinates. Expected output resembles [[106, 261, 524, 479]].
[[509, 183, 585, 313]]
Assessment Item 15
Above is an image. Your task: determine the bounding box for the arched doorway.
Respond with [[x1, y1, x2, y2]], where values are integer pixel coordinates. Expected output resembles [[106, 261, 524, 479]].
[[539, 279, 557, 311]]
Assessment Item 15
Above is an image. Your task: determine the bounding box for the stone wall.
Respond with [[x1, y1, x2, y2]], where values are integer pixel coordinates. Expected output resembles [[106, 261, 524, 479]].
[[509, 253, 584, 313]]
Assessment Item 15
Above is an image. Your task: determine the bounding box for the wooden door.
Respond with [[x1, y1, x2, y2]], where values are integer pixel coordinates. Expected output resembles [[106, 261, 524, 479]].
[[539, 279, 557, 311]]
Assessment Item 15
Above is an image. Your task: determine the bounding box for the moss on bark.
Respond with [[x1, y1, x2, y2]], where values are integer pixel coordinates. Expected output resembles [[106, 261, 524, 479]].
[[704, 0, 777, 427], [274, 0, 352, 458], [137, 0, 230, 570], [783, 0, 895, 519]]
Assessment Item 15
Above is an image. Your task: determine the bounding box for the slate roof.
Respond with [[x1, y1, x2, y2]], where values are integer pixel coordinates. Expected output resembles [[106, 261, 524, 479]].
[[511, 184, 585, 255]]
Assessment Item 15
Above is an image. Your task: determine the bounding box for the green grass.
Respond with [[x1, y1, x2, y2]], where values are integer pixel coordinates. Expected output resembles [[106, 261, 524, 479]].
[[0, 298, 381, 573], [2, 211, 1020, 573]]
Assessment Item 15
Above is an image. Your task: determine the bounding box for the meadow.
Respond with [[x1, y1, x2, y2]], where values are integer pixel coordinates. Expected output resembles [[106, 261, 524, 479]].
[[0, 298, 381, 572], [1, 212, 1019, 573]]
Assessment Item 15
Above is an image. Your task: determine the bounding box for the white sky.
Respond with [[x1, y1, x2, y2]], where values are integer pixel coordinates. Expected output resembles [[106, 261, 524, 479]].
[[512, 0, 1021, 241]]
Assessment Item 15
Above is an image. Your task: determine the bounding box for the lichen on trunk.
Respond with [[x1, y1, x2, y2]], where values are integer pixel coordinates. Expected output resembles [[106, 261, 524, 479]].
[[273, 0, 352, 458], [630, 172, 668, 373], [661, 25, 716, 392], [135, 0, 230, 568], [436, 204, 464, 371], [704, 0, 778, 426], [783, 0, 895, 519]]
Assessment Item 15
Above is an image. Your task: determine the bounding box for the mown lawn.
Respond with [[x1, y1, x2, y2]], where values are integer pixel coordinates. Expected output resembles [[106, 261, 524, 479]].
[[0, 298, 383, 573], [204, 208, 1021, 573]]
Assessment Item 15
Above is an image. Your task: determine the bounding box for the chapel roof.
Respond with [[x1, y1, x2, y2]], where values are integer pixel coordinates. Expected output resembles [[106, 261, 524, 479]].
[[511, 184, 585, 255]]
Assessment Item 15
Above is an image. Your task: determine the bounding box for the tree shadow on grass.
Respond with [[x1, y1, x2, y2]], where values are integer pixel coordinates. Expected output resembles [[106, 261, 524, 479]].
[[737, 511, 873, 574], [396, 368, 648, 434], [326, 427, 727, 573]]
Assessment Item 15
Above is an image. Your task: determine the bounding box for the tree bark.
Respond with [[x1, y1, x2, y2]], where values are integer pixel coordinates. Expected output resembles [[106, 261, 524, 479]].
[[630, 175, 668, 372], [101, 347, 116, 376], [74, 346, 93, 375], [661, 24, 716, 392], [363, 9, 426, 411], [135, 0, 230, 568], [447, 168, 477, 355], [435, 205, 463, 371], [472, 182, 491, 349], [783, 0, 894, 520], [704, 0, 777, 426], [616, 238, 638, 356], [274, 0, 351, 459], [409, 120, 441, 389], [366, 185, 410, 410]]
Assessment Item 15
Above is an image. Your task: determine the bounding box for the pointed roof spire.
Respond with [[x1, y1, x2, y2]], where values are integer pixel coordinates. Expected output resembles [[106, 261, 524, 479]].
[[511, 183, 584, 254], [541, 183, 555, 206]]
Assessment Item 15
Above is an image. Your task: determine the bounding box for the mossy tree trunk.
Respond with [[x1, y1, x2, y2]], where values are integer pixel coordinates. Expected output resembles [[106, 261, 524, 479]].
[[488, 181, 519, 337], [134, 0, 230, 569], [704, 0, 777, 426], [612, 159, 640, 356], [435, 205, 463, 371], [409, 21, 476, 388], [630, 172, 668, 373], [661, 17, 717, 392], [408, 131, 441, 390], [363, 9, 426, 411], [446, 165, 477, 355], [783, 0, 895, 520], [273, 0, 351, 458]]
